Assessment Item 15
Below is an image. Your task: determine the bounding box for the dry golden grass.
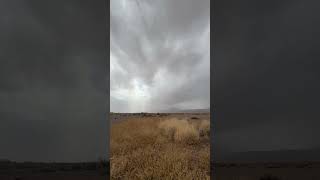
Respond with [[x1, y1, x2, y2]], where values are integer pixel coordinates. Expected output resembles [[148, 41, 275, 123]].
[[110, 115, 210, 180], [158, 118, 200, 143]]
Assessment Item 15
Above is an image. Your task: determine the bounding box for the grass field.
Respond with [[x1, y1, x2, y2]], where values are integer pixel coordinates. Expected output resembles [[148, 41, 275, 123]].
[[110, 113, 210, 180]]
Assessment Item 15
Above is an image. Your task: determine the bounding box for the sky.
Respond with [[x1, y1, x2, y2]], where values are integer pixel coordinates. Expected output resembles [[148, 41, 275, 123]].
[[5, 0, 320, 164], [110, 0, 210, 113], [214, 0, 320, 159], [0, 0, 107, 162]]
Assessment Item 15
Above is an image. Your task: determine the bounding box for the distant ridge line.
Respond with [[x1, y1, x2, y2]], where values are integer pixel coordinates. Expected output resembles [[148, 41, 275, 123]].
[[160, 108, 210, 113]]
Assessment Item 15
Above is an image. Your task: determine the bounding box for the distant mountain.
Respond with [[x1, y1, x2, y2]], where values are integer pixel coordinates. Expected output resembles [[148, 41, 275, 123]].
[[214, 148, 320, 162], [160, 108, 210, 113]]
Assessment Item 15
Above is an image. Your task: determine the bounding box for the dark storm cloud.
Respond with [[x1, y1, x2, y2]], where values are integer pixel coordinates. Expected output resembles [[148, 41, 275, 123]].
[[110, 0, 210, 112], [0, 0, 107, 162], [214, 0, 320, 155]]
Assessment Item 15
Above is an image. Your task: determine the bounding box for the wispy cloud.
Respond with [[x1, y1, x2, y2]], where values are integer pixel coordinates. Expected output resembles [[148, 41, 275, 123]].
[[110, 0, 210, 112]]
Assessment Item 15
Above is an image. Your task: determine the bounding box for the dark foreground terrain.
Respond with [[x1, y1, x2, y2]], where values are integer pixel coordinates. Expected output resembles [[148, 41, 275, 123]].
[[0, 160, 109, 180], [213, 149, 320, 179], [213, 161, 320, 180]]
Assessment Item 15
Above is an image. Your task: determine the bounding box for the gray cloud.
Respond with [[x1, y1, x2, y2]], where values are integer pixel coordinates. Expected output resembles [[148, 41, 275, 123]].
[[214, 0, 320, 157], [110, 0, 210, 112], [0, 0, 107, 162]]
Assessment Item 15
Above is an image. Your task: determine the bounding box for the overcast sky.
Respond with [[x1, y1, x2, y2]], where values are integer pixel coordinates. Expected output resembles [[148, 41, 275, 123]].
[[214, 0, 320, 159], [110, 0, 210, 113], [0, 0, 107, 162]]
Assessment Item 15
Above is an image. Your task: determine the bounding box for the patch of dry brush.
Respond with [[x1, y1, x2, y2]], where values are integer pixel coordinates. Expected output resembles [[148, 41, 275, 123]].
[[110, 117, 210, 180]]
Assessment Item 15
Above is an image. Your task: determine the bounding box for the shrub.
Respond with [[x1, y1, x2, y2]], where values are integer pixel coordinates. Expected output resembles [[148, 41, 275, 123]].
[[158, 118, 200, 143], [199, 120, 210, 137]]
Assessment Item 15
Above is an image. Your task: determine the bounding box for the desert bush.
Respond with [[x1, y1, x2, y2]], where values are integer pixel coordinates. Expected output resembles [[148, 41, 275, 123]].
[[158, 118, 200, 143], [199, 120, 210, 137], [173, 121, 199, 143]]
